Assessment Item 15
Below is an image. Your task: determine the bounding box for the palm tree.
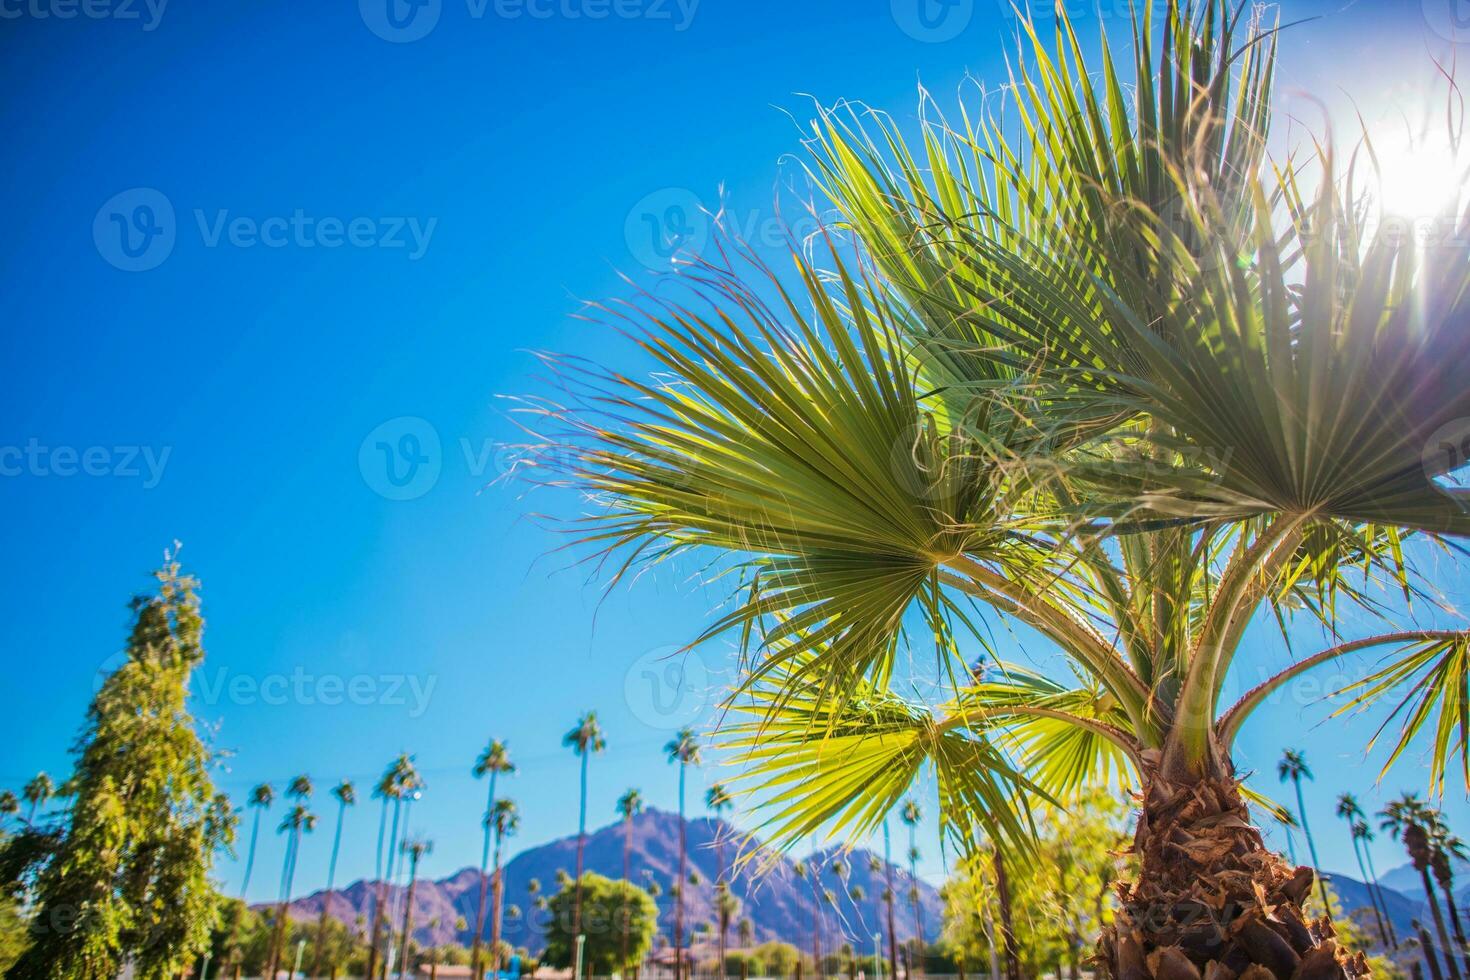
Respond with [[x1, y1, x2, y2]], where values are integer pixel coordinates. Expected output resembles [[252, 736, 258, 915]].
[[369, 755, 416, 980], [1429, 815, 1470, 976], [1383, 795, 1462, 980], [617, 788, 645, 971], [266, 801, 317, 977], [665, 727, 702, 980], [21, 772, 53, 825], [1276, 807, 1301, 865], [312, 779, 357, 978], [1337, 793, 1391, 949], [398, 837, 433, 979], [241, 782, 274, 897], [793, 860, 820, 974], [899, 799, 924, 971], [1277, 751, 1329, 909], [1354, 819, 1399, 947], [707, 781, 735, 974], [880, 821, 899, 980], [0, 790, 17, 827], [536, 3, 1470, 978], [472, 739, 516, 980], [564, 710, 606, 966], [266, 775, 314, 977], [387, 757, 425, 978], [489, 798, 521, 975]]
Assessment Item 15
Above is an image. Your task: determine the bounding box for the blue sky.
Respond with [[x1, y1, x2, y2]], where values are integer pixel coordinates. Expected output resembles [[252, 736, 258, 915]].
[[3, 0, 1468, 906]]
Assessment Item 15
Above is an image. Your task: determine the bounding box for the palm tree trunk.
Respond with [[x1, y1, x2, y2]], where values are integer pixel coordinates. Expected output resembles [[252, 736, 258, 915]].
[[491, 827, 507, 976], [907, 825, 923, 976], [1292, 776, 1332, 913], [370, 798, 399, 980], [386, 798, 416, 980], [1421, 920, 1448, 980], [1096, 766, 1364, 980], [990, 850, 1019, 980], [267, 827, 300, 979], [312, 799, 349, 979], [717, 835, 727, 980], [622, 814, 633, 974], [1435, 870, 1470, 978], [472, 773, 499, 980], [1363, 843, 1399, 947], [1422, 866, 1464, 980], [573, 751, 589, 975], [1349, 833, 1390, 950], [676, 762, 687, 980], [883, 823, 899, 980], [399, 860, 420, 980]]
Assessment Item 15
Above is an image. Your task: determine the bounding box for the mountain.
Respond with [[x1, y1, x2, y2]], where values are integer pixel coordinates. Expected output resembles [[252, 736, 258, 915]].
[[1320, 869, 1426, 946], [276, 808, 942, 954]]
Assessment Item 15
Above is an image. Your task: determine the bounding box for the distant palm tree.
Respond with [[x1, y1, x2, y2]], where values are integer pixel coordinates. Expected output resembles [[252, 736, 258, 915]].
[[367, 763, 398, 980], [472, 739, 516, 980], [665, 727, 702, 980], [267, 800, 317, 977], [490, 797, 521, 975], [564, 710, 606, 966], [21, 772, 53, 825], [312, 779, 356, 978], [1336, 793, 1390, 948], [900, 799, 924, 970], [1275, 806, 1300, 865], [0, 790, 17, 827], [1429, 814, 1470, 976], [738, 918, 753, 947], [241, 782, 274, 897], [880, 821, 898, 980], [707, 781, 735, 974], [1277, 751, 1329, 909], [794, 860, 820, 973], [387, 756, 425, 977], [398, 837, 433, 979], [370, 754, 417, 980], [617, 787, 645, 971], [1383, 794, 1462, 980], [266, 775, 314, 977], [1353, 819, 1398, 947]]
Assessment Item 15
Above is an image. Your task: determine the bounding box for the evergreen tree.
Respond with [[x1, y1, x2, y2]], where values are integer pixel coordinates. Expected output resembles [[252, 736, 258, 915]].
[[7, 555, 234, 980]]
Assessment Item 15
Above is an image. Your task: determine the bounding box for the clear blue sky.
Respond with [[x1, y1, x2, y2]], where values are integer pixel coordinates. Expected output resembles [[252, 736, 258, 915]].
[[2, 0, 1466, 905]]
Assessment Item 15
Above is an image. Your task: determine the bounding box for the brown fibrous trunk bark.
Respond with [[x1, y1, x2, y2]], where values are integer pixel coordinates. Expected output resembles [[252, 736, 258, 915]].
[[1096, 763, 1369, 980]]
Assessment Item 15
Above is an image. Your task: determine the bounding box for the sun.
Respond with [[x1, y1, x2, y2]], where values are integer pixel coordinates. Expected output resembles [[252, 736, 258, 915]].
[[1366, 122, 1466, 221]]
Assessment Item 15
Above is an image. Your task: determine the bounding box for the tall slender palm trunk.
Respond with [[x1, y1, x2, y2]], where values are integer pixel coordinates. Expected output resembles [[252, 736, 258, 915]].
[[369, 798, 399, 980], [1348, 833, 1390, 950], [312, 798, 349, 978], [882, 822, 898, 980], [1420, 859, 1463, 980], [1289, 775, 1331, 912], [621, 814, 634, 973], [675, 763, 687, 980], [491, 825, 509, 975], [1432, 861, 1470, 978], [991, 850, 1020, 980], [398, 858, 421, 980], [906, 825, 923, 977], [266, 826, 301, 979], [471, 772, 500, 980], [1097, 764, 1365, 980], [573, 751, 590, 969], [1361, 844, 1399, 948]]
